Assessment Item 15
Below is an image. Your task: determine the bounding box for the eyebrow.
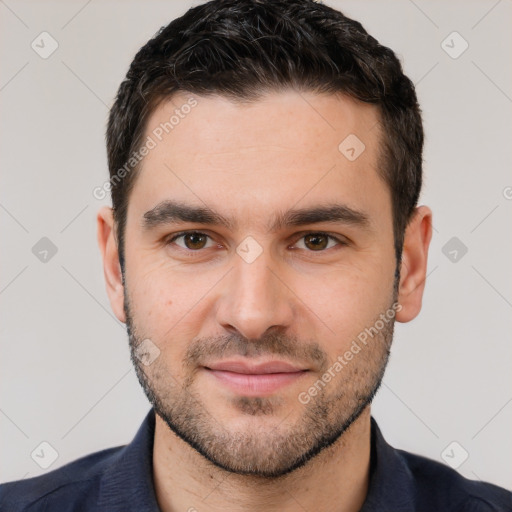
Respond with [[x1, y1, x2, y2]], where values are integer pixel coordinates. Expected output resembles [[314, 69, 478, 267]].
[[142, 200, 372, 233]]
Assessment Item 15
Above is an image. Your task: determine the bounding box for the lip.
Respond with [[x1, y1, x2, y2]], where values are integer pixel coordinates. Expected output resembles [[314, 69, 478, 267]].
[[203, 359, 309, 396], [205, 359, 306, 374]]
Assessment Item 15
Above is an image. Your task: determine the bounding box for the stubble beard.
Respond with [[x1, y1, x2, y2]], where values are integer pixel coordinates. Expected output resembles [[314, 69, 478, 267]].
[[125, 287, 396, 479]]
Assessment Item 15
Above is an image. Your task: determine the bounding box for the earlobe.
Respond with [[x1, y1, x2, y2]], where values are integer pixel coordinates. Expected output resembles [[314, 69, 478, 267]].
[[97, 206, 126, 323], [395, 205, 433, 323]]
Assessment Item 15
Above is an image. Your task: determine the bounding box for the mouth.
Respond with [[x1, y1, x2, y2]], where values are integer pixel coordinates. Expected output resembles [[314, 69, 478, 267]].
[[203, 359, 309, 396]]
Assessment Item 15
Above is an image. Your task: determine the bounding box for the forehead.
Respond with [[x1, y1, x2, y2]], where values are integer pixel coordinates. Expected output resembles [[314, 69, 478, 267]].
[[128, 90, 390, 231], [144, 90, 381, 158]]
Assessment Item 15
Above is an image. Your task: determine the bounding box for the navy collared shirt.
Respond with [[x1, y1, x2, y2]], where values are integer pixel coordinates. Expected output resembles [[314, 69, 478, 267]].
[[1, 408, 511, 511]]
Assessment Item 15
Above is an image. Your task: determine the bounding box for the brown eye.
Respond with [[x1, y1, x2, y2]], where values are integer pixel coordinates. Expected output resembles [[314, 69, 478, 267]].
[[183, 233, 208, 249], [294, 233, 344, 252], [168, 231, 214, 251], [303, 233, 329, 251]]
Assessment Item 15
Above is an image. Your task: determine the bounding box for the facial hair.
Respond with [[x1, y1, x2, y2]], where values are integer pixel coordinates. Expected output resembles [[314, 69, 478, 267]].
[[125, 286, 396, 479]]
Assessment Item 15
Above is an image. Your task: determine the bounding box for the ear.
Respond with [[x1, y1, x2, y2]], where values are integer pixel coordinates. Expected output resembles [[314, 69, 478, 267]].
[[97, 206, 126, 323], [395, 205, 433, 323]]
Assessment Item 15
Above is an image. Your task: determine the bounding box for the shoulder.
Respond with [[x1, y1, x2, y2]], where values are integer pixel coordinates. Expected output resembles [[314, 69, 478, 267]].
[[397, 448, 512, 511], [0, 445, 124, 512]]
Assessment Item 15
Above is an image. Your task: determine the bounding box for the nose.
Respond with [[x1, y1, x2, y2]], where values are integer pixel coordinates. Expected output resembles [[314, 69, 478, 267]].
[[215, 245, 295, 341]]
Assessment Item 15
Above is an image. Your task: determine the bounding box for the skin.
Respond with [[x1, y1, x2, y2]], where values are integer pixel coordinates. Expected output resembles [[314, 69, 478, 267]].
[[97, 90, 432, 512]]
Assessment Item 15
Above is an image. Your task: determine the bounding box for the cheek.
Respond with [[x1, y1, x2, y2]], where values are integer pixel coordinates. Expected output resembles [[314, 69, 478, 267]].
[[297, 260, 394, 354], [128, 279, 191, 379], [126, 262, 216, 351]]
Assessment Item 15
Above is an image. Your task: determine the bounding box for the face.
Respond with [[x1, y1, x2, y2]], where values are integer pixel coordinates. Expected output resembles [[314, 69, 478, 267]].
[[121, 90, 399, 477]]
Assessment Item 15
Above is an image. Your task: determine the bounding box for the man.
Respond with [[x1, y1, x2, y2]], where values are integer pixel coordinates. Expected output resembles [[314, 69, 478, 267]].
[[1, 0, 510, 510]]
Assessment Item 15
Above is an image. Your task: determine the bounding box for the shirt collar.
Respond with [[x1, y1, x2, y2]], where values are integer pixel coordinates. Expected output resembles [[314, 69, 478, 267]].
[[359, 416, 416, 511], [97, 409, 415, 511], [97, 408, 161, 511]]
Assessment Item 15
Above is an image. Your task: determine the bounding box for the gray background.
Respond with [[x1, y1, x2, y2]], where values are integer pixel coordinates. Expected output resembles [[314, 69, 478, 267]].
[[1, 0, 511, 491]]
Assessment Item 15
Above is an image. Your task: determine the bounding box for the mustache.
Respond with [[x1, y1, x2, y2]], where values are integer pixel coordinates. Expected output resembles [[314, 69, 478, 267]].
[[184, 331, 328, 372]]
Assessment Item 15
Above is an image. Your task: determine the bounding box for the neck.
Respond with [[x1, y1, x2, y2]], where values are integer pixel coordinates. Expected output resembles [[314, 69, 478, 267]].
[[153, 407, 372, 512]]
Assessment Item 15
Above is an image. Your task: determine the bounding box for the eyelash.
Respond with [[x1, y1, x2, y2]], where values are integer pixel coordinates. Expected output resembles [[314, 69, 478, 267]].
[[165, 230, 348, 256]]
